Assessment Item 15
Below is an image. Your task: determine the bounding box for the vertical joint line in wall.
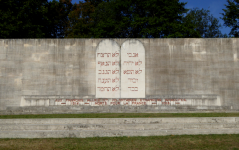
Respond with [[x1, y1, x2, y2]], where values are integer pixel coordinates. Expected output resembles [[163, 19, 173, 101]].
[[119, 45, 121, 98], [171, 46, 172, 65], [220, 38, 222, 54], [169, 45, 172, 65], [57, 39, 58, 61]]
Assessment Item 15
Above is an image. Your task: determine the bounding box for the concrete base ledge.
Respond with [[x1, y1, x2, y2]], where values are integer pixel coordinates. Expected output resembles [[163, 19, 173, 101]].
[[0, 118, 238, 124], [0, 118, 238, 138], [0, 105, 237, 115], [0, 123, 239, 131], [1, 129, 239, 138]]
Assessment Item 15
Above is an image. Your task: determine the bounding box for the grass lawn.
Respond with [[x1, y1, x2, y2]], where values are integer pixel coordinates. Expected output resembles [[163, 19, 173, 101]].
[[0, 113, 239, 119], [0, 135, 238, 150]]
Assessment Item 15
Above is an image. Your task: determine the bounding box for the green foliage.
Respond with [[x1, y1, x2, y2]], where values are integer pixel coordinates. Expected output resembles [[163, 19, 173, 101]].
[[91, 0, 197, 38], [89, 0, 109, 7], [67, 0, 225, 38], [0, 0, 227, 38], [66, 0, 95, 38], [184, 8, 225, 38], [221, 0, 239, 37], [0, 0, 48, 38], [46, 0, 73, 38], [0, 0, 72, 38]]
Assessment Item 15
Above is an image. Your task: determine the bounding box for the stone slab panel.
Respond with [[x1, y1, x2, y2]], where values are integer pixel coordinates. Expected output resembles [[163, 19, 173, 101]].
[[96, 39, 121, 98], [121, 39, 145, 98]]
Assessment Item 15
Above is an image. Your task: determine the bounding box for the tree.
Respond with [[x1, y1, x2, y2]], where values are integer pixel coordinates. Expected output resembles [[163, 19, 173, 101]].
[[221, 0, 239, 37], [88, 0, 109, 7], [65, 0, 111, 38], [0, 0, 72, 38], [66, 0, 95, 38], [0, 0, 48, 38], [91, 0, 198, 38], [184, 8, 225, 38], [65, 0, 199, 38], [46, 0, 73, 38]]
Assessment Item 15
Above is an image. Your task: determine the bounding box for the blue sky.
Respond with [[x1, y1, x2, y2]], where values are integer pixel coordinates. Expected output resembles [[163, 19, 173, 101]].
[[179, 0, 230, 35], [51, 0, 231, 35]]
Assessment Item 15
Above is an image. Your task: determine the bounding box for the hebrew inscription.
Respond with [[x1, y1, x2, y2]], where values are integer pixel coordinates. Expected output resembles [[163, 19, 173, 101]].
[[96, 39, 145, 98], [121, 40, 145, 98], [96, 40, 121, 98]]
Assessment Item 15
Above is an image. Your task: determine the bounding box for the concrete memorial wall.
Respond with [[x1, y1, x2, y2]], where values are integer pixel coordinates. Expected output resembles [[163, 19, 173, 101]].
[[0, 39, 239, 112]]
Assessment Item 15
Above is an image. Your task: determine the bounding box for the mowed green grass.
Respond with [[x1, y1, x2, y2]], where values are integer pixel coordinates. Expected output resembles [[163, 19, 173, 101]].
[[0, 113, 239, 119], [0, 135, 239, 150]]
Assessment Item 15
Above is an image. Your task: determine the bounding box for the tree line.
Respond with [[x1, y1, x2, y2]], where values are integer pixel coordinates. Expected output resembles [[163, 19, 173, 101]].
[[0, 0, 238, 38]]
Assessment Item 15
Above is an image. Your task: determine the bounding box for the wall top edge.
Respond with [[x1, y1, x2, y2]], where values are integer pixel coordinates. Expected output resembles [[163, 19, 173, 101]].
[[0, 38, 238, 40]]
